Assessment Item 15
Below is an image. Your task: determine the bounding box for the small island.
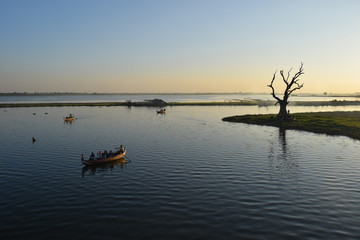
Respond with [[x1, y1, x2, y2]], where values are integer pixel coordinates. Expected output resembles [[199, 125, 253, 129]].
[[222, 111, 360, 141], [222, 63, 360, 141]]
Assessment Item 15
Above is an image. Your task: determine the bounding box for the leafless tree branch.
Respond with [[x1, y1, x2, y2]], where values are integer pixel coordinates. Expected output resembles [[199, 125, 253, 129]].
[[267, 70, 282, 103], [268, 63, 305, 121]]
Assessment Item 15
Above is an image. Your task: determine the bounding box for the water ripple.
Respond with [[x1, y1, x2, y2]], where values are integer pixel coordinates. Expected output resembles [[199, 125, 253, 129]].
[[2, 106, 360, 239]]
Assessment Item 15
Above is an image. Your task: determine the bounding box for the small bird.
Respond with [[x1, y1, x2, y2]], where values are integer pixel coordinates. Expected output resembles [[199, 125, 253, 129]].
[[32, 137, 36, 143]]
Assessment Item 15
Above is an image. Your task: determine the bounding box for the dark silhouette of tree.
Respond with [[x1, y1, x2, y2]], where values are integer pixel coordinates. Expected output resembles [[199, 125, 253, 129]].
[[268, 63, 304, 121]]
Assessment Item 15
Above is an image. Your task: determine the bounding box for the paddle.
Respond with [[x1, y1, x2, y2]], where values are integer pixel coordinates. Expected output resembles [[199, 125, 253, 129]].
[[125, 155, 132, 162]]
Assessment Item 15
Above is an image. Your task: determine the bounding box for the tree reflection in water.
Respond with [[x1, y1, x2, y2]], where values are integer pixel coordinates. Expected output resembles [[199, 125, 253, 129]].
[[268, 128, 299, 182], [81, 158, 130, 178]]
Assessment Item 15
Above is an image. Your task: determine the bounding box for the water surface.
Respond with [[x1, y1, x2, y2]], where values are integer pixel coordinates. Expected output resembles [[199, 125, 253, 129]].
[[1, 104, 360, 239], [1, 93, 359, 104]]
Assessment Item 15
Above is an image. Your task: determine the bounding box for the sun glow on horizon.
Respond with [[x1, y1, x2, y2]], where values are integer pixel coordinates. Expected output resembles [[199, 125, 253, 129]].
[[1, 1, 359, 94]]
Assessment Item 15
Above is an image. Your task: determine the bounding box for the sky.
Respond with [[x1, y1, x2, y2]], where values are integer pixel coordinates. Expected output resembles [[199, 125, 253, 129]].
[[0, 0, 359, 93]]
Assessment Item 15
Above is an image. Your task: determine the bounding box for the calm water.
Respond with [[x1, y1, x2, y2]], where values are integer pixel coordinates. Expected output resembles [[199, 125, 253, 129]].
[[1, 93, 360, 103], [1, 103, 360, 239]]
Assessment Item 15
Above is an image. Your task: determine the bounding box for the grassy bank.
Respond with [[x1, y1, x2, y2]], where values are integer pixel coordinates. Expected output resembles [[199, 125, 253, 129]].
[[223, 111, 360, 140]]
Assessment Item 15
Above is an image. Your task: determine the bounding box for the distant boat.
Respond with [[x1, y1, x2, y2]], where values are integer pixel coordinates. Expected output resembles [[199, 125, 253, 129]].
[[64, 114, 75, 121], [156, 109, 166, 114], [81, 146, 127, 166]]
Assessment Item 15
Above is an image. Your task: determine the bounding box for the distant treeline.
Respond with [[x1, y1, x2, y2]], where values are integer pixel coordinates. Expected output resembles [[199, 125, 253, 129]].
[[0, 92, 252, 96], [0, 92, 92, 96]]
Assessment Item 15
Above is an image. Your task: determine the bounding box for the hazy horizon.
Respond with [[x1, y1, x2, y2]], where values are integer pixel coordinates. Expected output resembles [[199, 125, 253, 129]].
[[1, 91, 360, 96], [1, 0, 359, 93]]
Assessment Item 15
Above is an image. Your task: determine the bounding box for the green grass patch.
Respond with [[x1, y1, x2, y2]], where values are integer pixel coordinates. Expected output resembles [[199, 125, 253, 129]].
[[222, 111, 360, 140]]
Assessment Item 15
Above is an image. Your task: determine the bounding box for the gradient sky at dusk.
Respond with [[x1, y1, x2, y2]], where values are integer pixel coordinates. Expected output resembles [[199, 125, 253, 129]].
[[1, 0, 359, 93]]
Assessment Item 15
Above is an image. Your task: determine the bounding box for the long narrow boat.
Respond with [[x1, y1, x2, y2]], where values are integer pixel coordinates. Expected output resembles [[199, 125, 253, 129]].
[[81, 147, 127, 166]]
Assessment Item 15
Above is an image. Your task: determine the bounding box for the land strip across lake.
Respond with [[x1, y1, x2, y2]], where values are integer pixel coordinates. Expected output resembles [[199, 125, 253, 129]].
[[2, 99, 360, 108], [223, 111, 360, 141]]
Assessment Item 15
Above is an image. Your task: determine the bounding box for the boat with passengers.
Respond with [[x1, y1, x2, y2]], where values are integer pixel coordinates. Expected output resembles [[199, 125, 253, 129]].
[[64, 114, 75, 121], [81, 145, 127, 166]]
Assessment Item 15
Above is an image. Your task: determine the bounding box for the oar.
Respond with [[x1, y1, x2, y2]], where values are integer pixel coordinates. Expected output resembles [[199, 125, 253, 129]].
[[125, 155, 132, 162]]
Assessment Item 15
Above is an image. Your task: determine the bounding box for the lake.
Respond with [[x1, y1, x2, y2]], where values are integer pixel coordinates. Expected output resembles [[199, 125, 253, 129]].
[[1, 101, 360, 239]]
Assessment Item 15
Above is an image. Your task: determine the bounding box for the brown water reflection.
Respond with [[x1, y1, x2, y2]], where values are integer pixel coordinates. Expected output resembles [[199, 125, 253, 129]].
[[81, 158, 130, 178]]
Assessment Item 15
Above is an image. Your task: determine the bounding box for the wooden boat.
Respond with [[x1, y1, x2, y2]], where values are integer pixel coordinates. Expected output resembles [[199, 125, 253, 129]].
[[64, 117, 75, 121], [156, 109, 166, 114], [64, 114, 75, 121], [81, 147, 127, 166]]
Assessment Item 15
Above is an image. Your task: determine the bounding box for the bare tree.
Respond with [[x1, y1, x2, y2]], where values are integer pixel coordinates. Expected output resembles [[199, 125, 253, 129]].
[[268, 63, 304, 121]]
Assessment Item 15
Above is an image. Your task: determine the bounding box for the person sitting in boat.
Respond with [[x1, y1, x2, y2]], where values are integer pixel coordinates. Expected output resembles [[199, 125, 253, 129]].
[[120, 145, 124, 153], [89, 152, 95, 160], [109, 150, 113, 156]]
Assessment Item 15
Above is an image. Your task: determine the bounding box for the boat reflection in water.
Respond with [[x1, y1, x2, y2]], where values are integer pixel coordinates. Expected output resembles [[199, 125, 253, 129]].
[[81, 158, 130, 178], [63, 119, 74, 126]]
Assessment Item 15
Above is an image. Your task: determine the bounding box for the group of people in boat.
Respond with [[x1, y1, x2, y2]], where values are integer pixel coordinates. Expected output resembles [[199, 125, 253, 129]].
[[89, 151, 113, 160], [87, 145, 125, 160], [64, 113, 74, 120], [157, 109, 166, 114]]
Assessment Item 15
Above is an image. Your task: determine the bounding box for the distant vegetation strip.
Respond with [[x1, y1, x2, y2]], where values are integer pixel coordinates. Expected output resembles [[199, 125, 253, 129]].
[[223, 111, 360, 140], [0, 102, 129, 108], [2, 100, 360, 108], [0, 101, 258, 108]]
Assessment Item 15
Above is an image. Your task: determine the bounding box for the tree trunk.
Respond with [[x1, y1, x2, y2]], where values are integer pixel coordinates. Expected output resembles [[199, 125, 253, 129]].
[[276, 100, 291, 121]]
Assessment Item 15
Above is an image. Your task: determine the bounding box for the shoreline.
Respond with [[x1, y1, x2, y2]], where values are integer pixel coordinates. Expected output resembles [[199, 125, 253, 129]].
[[0, 100, 257, 108], [222, 111, 360, 141], [2, 100, 360, 108]]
